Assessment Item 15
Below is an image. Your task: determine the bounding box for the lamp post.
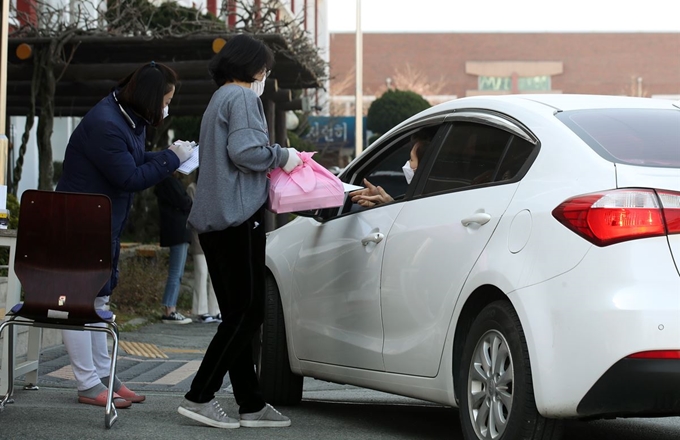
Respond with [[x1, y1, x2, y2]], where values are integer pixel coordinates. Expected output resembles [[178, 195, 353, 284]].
[[354, 0, 363, 158], [0, 0, 9, 187], [637, 76, 643, 97]]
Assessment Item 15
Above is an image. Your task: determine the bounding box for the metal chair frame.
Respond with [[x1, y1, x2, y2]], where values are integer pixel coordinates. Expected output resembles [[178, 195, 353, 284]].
[[0, 190, 120, 428]]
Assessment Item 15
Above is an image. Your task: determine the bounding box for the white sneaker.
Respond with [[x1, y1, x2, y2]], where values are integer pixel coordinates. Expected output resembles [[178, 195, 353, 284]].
[[161, 312, 192, 325], [197, 314, 217, 324]]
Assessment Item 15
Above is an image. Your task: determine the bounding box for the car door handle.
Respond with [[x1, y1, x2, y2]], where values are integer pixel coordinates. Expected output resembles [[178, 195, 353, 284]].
[[461, 213, 492, 227], [361, 232, 385, 246]]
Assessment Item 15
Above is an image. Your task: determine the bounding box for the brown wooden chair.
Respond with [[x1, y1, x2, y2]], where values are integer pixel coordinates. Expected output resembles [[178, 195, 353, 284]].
[[0, 190, 120, 428]]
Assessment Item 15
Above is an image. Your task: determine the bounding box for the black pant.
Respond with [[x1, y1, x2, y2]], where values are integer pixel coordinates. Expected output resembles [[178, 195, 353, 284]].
[[185, 207, 266, 414]]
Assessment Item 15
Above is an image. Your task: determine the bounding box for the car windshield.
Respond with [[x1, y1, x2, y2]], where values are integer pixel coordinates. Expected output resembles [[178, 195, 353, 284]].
[[556, 108, 680, 168]]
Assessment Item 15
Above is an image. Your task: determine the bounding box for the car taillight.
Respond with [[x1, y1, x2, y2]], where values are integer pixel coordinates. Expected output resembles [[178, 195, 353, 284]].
[[657, 191, 680, 235], [552, 189, 680, 246], [628, 350, 680, 360]]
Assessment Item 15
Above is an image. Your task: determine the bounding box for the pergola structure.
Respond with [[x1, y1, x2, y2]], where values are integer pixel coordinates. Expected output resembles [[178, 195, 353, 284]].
[[5, 33, 321, 144]]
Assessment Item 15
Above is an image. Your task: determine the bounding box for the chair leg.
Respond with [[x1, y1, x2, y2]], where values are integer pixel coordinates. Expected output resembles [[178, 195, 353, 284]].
[[0, 321, 17, 410], [102, 323, 120, 429], [1, 320, 121, 428]]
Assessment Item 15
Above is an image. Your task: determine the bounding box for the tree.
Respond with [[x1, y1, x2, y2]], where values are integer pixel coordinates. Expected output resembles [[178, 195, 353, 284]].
[[375, 64, 448, 98], [366, 89, 431, 138], [105, 0, 224, 35], [9, 0, 326, 194], [10, 1, 102, 192]]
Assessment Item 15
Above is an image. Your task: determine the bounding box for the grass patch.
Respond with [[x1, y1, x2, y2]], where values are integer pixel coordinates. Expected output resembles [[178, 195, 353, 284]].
[[110, 253, 194, 326]]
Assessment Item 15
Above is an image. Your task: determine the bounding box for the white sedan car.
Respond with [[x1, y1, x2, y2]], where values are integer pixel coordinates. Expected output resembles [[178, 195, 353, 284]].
[[259, 95, 680, 440]]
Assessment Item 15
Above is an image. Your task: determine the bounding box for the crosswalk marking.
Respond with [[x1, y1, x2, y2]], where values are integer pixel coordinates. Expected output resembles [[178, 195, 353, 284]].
[[119, 341, 168, 359], [47, 365, 75, 381], [152, 360, 202, 385], [47, 360, 199, 386]]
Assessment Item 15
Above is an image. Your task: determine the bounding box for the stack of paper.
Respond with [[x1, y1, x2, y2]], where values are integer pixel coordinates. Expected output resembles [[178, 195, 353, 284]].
[[177, 145, 199, 174]]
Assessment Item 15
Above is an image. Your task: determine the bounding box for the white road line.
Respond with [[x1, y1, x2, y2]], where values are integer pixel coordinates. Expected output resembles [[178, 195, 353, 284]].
[[152, 360, 202, 385]]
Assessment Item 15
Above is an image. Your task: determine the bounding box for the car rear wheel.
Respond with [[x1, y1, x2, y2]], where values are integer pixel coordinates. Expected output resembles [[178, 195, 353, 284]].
[[255, 275, 303, 406], [459, 301, 563, 440]]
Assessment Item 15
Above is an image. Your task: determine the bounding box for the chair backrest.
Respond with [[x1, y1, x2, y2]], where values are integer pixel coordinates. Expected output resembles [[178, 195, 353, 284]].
[[14, 190, 112, 324]]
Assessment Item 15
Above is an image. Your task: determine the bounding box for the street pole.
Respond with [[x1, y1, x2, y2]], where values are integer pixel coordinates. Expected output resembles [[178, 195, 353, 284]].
[[0, 0, 10, 187], [637, 76, 642, 97], [354, 0, 363, 158]]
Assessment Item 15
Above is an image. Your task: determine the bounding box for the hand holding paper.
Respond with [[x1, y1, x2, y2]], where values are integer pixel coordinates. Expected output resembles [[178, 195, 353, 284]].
[[177, 143, 199, 174], [169, 140, 194, 163]]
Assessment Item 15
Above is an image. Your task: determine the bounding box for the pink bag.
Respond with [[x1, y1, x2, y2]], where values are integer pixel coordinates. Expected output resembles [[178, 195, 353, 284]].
[[268, 152, 344, 214]]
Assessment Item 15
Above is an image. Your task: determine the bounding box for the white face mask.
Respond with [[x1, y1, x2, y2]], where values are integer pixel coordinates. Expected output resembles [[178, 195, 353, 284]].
[[162, 106, 169, 119], [402, 160, 415, 184], [251, 77, 266, 97]]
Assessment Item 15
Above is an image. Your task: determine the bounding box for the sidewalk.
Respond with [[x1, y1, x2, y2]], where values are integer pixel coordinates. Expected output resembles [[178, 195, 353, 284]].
[[0, 319, 416, 440], [34, 318, 218, 395]]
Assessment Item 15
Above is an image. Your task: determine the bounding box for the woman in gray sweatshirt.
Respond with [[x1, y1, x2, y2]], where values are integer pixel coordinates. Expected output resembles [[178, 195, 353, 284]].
[[178, 34, 301, 429]]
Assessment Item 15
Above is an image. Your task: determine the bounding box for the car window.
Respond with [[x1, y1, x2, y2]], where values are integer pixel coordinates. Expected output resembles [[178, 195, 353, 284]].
[[556, 109, 680, 168], [315, 124, 443, 218], [362, 142, 413, 202], [495, 136, 536, 182], [335, 135, 415, 216], [421, 122, 513, 195]]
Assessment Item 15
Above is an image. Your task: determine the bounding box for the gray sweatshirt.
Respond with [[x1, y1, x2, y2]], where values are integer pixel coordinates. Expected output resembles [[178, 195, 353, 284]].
[[188, 84, 289, 233]]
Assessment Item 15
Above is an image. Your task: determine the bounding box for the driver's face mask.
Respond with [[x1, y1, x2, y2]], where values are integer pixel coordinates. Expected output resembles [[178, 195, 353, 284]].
[[402, 161, 415, 184]]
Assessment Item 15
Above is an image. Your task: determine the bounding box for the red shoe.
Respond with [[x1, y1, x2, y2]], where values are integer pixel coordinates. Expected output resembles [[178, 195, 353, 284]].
[[116, 384, 146, 403], [78, 390, 132, 408]]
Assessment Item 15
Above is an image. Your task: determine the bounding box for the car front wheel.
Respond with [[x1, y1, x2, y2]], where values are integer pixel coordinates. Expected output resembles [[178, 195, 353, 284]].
[[459, 301, 563, 440]]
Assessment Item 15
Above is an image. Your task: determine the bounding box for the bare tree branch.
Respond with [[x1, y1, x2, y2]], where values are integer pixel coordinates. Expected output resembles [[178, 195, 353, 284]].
[[8, 0, 327, 192]]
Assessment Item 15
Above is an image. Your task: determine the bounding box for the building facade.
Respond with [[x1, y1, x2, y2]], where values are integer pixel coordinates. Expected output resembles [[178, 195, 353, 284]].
[[329, 32, 680, 116]]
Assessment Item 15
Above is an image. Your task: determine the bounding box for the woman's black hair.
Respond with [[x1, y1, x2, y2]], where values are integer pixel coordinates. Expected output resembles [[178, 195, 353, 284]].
[[413, 140, 430, 162], [117, 61, 179, 127], [208, 34, 275, 87], [411, 127, 436, 161]]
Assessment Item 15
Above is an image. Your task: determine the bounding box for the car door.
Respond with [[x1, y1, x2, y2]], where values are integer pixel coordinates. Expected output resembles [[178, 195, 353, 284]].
[[380, 116, 538, 376], [290, 128, 437, 371]]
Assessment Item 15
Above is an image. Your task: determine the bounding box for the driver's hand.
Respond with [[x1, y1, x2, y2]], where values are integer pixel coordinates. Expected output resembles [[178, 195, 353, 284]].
[[350, 179, 379, 202], [354, 183, 393, 207]]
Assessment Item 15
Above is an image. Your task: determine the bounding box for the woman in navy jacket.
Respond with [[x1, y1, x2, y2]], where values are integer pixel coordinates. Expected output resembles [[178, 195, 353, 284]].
[[56, 62, 193, 408]]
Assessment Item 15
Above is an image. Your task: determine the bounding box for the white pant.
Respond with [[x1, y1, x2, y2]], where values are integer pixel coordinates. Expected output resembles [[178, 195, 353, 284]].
[[62, 296, 112, 391], [191, 254, 220, 316]]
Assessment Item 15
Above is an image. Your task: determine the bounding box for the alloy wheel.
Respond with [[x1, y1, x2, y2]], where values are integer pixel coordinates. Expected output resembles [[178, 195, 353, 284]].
[[467, 329, 515, 439]]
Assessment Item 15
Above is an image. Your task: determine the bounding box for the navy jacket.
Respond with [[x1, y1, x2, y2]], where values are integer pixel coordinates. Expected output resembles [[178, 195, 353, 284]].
[[57, 91, 180, 295]]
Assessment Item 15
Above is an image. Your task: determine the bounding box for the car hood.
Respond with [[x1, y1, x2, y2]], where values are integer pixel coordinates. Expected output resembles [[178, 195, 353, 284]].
[[616, 163, 680, 276]]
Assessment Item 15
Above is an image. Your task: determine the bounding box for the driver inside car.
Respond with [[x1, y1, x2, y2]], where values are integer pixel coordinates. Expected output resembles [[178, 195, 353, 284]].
[[350, 135, 431, 208]]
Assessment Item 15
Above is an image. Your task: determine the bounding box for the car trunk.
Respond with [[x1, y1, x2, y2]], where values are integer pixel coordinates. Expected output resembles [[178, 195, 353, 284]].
[[616, 164, 680, 275]]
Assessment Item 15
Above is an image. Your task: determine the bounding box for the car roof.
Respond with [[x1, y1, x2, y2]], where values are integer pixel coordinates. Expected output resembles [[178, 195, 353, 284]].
[[365, 94, 679, 156], [430, 94, 680, 114]]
